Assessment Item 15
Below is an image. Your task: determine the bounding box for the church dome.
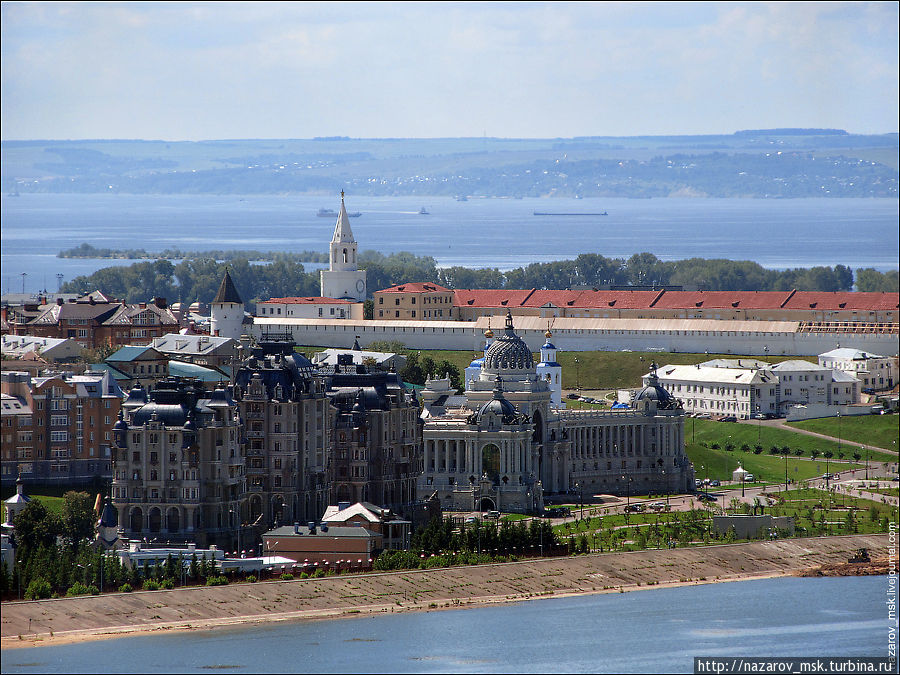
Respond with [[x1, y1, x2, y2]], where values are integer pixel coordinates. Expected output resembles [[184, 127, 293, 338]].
[[483, 311, 533, 372], [475, 377, 521, 425], [635, 363, 680, 410]]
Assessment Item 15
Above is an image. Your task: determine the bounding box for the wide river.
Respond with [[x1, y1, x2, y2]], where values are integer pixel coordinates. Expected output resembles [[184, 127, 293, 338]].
[[1, 194, 897, 294], [1, 575, 894, 674]]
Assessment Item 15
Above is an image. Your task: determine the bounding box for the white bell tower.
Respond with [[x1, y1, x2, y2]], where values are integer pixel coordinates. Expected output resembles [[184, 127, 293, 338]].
[[536, 329, 563, 407], [320, 191, 367, 301]]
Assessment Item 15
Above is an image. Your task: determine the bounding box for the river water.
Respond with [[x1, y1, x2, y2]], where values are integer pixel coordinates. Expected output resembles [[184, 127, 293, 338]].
[[1, 194, 897, 295], [1, 575, 893, 674]]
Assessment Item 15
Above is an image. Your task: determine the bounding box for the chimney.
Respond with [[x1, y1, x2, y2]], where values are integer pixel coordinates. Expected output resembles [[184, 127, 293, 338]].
[[154, 297, 167, 309]]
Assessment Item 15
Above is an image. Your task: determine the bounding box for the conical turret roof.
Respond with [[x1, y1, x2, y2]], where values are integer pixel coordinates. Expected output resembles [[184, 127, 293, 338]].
[[213, 269, 243, 304], [331, 191, 355, 244]]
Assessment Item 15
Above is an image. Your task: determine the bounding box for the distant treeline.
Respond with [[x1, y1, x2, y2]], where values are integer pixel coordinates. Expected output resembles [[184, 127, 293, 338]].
[[59, 251, 899, 307], [58, 242, 329, 263]]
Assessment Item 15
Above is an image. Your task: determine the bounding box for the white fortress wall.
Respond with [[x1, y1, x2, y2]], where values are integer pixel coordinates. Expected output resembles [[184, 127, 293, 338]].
[[251, 317, 899, 357]]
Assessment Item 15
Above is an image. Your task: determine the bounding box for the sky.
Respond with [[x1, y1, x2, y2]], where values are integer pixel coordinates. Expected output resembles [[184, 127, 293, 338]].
[[1, 1, 898, 141]]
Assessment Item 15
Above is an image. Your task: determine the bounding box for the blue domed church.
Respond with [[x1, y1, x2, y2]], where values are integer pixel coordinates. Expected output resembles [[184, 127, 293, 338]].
[[418, 312, 694, 513]]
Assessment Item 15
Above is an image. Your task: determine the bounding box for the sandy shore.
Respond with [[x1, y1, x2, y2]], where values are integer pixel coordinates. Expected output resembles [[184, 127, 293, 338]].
[[2, 533, 894, 651]]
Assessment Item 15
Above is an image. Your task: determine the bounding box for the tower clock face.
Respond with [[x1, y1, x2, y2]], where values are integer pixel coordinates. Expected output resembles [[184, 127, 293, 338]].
[[356, 280, 365, 293]]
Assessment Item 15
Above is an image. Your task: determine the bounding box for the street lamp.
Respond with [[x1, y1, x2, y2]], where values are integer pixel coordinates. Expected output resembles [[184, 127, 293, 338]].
[[756, 405, 762, 445], [864, 447, 869, 481], [836, 412, 842, 459], [574, 357, 580, 391]]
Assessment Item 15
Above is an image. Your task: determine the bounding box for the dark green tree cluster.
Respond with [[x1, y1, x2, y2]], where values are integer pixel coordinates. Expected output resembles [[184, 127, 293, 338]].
[[2, 495, 230, 599], [398, 351, 463, 391], [413, 515, 559, 557], [60, 248, 892, 308]]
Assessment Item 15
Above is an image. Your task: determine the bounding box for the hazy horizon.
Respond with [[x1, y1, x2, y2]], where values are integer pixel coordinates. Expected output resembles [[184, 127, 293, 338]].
[[2, 2, 898, 142]]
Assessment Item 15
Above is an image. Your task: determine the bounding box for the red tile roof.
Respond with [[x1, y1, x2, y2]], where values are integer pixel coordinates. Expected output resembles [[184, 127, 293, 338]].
[[452, 288, 898, 312], [781, 291, 899, 311], [376, 282, 452, 294]]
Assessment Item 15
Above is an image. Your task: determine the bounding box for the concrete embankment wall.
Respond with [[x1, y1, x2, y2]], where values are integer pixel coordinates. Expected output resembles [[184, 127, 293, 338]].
[[2, 534, 893, 647]]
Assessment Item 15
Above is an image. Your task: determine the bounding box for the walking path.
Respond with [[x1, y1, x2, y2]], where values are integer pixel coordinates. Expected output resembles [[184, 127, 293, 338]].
[[3, 534, 893, 651]]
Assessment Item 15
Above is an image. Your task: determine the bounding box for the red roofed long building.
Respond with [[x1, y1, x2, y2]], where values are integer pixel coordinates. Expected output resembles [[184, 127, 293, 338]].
[[449, 288, 897, 325]]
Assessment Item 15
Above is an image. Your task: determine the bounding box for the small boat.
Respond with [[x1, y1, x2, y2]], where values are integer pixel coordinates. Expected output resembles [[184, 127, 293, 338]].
[[419, 207, 429, 215]]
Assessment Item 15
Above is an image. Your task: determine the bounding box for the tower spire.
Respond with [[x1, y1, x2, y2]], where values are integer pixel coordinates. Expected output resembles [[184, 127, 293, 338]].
[[332, 191, 355, 244]]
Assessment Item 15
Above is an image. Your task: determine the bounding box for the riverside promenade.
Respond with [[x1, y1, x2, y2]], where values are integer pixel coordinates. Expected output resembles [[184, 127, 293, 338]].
[[2, 533, 894, 650]]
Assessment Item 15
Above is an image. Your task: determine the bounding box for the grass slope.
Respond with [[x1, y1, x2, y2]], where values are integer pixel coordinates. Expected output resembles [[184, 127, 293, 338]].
[[786, 414, 899, 451]]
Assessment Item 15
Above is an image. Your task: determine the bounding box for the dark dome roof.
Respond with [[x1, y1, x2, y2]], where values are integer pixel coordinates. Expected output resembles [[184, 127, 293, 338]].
[[474, 377, 523, 425], [483, 311, 533, 371], [635, 363, 681, 410]]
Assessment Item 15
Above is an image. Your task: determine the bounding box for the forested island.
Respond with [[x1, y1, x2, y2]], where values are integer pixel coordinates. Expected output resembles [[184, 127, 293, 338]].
[[57, 243, 328, 263], [59, 250, 899, 308]]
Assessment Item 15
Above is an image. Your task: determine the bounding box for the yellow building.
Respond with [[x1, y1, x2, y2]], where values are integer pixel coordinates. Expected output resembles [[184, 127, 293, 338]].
[[374, 282, 455, 320]]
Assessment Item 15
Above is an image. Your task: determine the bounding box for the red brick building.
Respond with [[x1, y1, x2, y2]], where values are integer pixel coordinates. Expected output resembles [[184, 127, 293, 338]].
[[4, 292, 178, 350]]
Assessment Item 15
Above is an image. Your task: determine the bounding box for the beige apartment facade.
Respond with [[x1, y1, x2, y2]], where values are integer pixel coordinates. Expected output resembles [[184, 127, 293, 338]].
[[374, 283, 456, 320]]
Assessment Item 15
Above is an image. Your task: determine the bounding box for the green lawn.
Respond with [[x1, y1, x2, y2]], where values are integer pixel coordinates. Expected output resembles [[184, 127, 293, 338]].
[[0, 494, 64, 523], [301, 345, 812, 392], [786, 414, 899, 451], [684, 443, 861, 484], [687, 418, 898, 465], [765, 487, 897, 536]]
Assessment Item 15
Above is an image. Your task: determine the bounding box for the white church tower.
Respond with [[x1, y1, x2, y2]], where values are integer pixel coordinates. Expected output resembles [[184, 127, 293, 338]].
[[536, 329, 563, 407], [210, 268, 245, 340], [320, 191, 367, 301]]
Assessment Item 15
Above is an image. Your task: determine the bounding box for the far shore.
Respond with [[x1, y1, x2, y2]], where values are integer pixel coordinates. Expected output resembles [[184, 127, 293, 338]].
[[2, 533, 894, 651]]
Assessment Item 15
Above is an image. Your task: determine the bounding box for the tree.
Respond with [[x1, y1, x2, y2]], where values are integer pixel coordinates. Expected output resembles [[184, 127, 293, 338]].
[[12, 501, 60, 560], [61, 491, 95, 547]]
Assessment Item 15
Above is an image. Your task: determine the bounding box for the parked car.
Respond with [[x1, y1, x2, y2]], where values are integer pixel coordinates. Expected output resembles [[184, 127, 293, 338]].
[[744, 473, 755, 482], [649, 501, 666, 510], [697, 492, 717, 502], [566, 393, 580, 400], [624, 504, 644, 513], [710, 479, 721, 487], [696, 413, 711, 419], [484, 510, 501, 519], [720, 415, 738, 422]]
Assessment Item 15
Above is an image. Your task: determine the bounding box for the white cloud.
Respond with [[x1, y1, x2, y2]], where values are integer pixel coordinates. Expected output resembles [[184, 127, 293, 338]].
[[1, 1, 896, 139]]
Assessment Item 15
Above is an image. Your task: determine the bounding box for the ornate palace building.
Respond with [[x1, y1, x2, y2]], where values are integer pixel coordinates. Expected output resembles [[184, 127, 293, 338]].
[[232, 334, 330, 528], [111, 378, 245, 549], [418, 312, 693, 513], [325, 356, 422, 513]]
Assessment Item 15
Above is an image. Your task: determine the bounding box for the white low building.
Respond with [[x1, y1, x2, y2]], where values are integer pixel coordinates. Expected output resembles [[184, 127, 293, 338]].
[[647, 358, 859, 419], [650, 363, 778, 418], [818, 347, 896, 391], [767, 360, 859, 409], [257, 296, 363, 320]]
